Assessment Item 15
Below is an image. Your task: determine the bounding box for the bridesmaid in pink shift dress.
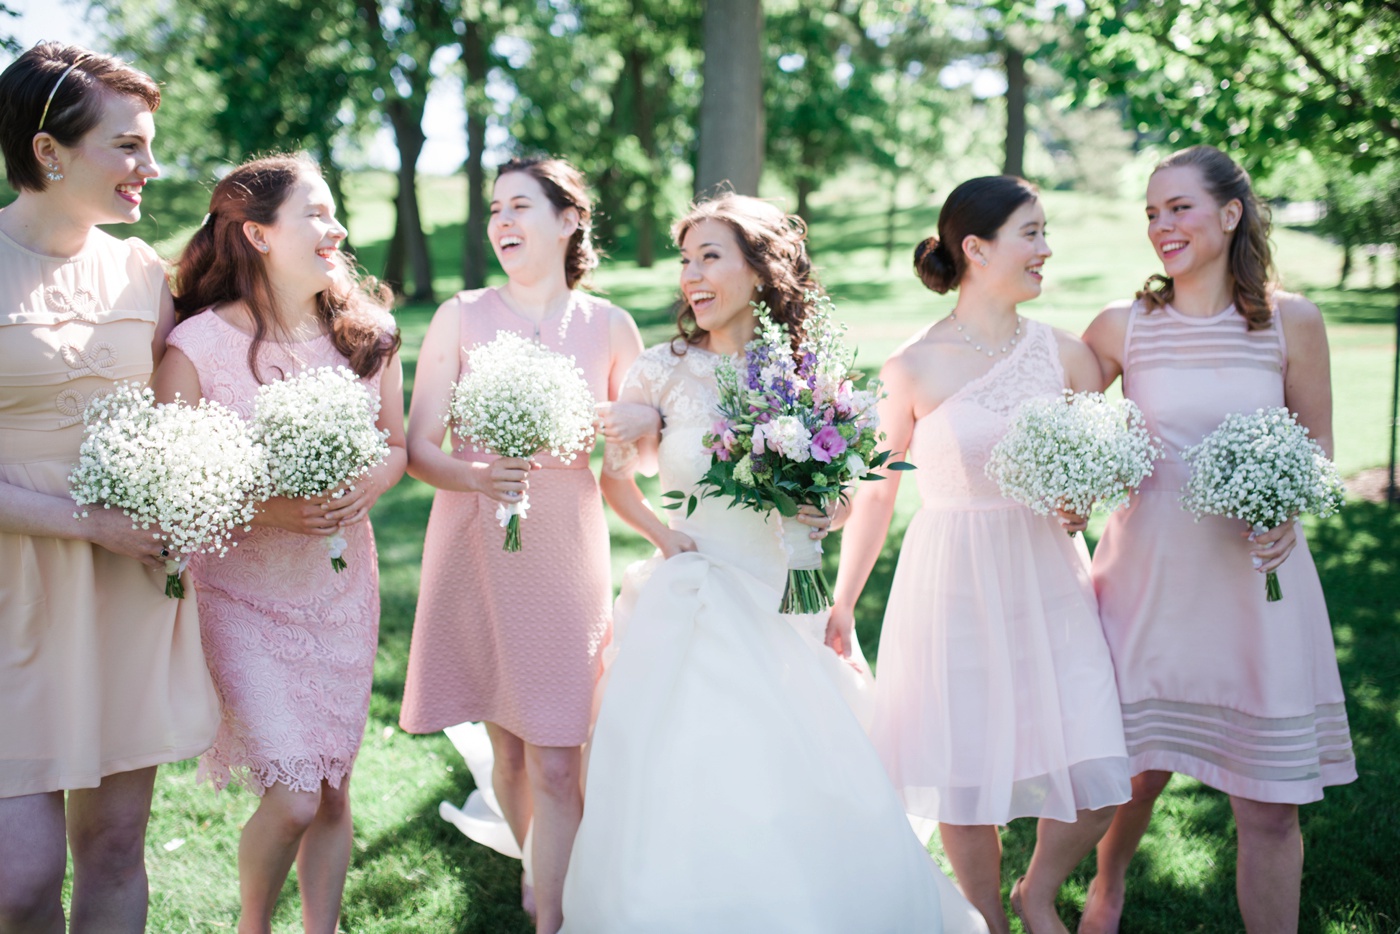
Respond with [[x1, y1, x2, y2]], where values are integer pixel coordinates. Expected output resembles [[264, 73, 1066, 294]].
[[1078, 146, 1355, 934], [0, 44, 218, 928], [400, 157, 649, 934], [831, 177, 1130, 934], [156, 154, 406, 932]]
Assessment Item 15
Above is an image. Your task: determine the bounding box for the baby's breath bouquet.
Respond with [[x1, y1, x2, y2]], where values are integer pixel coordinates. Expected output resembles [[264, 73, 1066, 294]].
[[250, 366, 390, 572], [1181, 407, 1345, 601], [447, 331, 597, 551], [671, 294, 906, 614], [986, 391, 1164, 536], [69, 382, 269, 598]]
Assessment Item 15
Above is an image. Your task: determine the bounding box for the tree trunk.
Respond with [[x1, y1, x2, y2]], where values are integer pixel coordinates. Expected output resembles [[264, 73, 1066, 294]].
[[696, 0, 763, 196], [1339, 241, 1352, 289], [629, 44, 658, 268], [885, 167, 901, 269], [796, 177, 814, 220], [1002, 41, 1027, 178], [462, 22, 490, 290], [386, 100, 433, 301]]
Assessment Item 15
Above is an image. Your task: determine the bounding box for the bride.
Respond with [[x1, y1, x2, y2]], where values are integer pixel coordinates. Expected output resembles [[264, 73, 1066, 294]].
[[561, 194, 986, 933]]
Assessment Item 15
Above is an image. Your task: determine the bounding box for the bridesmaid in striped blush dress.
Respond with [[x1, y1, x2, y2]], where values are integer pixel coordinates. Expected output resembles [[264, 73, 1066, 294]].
[[1078, 145, 1356, 934]]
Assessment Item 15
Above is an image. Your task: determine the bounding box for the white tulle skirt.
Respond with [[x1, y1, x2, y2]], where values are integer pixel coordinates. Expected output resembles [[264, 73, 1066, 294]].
[[559, 549, 986, 934]]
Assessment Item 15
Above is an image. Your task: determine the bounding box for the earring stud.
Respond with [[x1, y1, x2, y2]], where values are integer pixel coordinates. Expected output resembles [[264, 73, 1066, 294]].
[[45, 164, 63, 182]]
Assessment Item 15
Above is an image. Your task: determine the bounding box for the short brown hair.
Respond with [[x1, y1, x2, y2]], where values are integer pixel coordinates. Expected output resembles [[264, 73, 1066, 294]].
[[0, 42, 161, 193]]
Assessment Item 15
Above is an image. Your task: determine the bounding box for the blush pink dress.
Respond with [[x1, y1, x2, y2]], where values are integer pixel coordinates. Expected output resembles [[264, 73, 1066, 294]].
[[0, 228, 218, 798], [1091, 302, 1356, 804], [399, 288, 613, 747], [872, 320, 1131, 826], [167, 311, 387, 794]]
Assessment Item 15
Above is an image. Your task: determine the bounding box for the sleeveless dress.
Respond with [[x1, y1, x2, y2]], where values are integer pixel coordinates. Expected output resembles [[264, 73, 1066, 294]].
[[872, 320, 1131, 827], [559, 343, 989, 934], [167, 312, 386, 794], [0, 227, 218, 798], [1091, 302, 1356, 804], [400, 287, 613, 746]]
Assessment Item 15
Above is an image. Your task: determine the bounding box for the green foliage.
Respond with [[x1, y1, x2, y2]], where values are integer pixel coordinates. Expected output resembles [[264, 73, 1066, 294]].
[[1071, 0, 1400, 174]]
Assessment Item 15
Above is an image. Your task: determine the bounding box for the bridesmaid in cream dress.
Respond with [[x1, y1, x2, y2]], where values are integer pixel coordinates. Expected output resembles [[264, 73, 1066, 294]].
[[0, 44, 218, 929], [830, 177, 1130, 934]]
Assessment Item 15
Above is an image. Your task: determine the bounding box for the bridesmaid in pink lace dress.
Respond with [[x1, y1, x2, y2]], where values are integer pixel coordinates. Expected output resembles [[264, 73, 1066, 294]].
[[0, 44, 219, 929], [154, 154, 405, 933], [1078, 146, 1355, 934], [400, 157, 649, 933], [831, 177, 1130, 934]]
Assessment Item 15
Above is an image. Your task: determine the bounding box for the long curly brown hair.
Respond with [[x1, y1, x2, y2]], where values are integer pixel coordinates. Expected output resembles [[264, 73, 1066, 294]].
[[1137, 145, 1276, 331], [172, 153, 399, 381], [669, 194, 819, 354]]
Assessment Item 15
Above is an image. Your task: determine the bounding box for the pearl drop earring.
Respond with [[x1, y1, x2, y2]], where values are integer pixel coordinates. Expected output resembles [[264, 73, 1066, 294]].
[[45, 164, 63, 182]]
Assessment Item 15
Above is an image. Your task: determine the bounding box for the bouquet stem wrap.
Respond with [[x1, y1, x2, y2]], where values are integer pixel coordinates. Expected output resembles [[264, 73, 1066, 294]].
[[496, 495, 529, 553], [779, 514, 834, 614], [164, 557, 190, 599], [1253, 524, 1284, 602]]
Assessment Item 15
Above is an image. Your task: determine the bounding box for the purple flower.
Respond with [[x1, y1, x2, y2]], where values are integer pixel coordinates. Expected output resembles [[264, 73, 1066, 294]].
[[809, 425, 847, 463]]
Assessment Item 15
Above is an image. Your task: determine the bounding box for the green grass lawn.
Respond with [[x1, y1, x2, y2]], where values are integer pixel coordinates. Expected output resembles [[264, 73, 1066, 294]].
[[34, 170, 1397, 931]]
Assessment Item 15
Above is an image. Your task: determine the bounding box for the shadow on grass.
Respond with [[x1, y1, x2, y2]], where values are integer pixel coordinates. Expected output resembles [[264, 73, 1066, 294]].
[[345, 772, 533, 934]]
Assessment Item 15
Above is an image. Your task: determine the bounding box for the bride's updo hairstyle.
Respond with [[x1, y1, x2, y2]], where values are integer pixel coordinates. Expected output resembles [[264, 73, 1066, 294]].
[[173, 153, 400, 382], [1136, 145, 1276, 330], [913, 175, 1038, 294], [670, 193, 818, 354]]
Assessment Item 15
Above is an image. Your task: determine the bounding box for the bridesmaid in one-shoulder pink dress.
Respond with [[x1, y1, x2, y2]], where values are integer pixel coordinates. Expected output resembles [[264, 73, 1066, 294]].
[[1079, 147, 1354, 934], [400, 157, 649, 933], [832, 177, 1130, 934], [157, 154, 406, 931]]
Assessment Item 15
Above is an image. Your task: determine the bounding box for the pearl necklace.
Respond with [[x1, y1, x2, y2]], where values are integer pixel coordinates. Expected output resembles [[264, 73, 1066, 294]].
[[950, 311, 1022, 357]]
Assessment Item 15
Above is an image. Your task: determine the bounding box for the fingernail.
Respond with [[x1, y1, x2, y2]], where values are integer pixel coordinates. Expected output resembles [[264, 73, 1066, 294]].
[[1251, 556, 1263, 569]]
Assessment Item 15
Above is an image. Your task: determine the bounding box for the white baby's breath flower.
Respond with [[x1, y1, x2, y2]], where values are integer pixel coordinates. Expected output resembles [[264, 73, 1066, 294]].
[[69, 382, 270, 597], [447, 331, 597, 551], [250, 366, 390, 571], [987, 391, 1163, 519]]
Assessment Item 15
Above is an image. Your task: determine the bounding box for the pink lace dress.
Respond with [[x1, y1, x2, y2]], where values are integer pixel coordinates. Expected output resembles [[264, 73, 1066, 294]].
[[1092, 303, 1355, 803], [0, 228, 218, 798], [400, 288, 613, 746], [167, 311, 386, 794], [871, 320, 1131, 826]]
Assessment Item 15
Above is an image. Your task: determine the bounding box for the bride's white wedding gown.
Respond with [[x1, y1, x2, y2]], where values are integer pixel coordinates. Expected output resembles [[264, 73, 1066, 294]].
[[559, 344, 986, 934]]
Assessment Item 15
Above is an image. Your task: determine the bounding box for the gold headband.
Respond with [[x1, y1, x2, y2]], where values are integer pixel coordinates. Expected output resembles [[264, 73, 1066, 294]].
[[37, 54, 90, 133]]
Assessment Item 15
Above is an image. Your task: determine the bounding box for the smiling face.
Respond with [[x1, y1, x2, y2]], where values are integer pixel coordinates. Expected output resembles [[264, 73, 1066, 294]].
[[678, 218, 763, 339], [968, 198, 1050, 303], [1146, 165, 1241, 280], [257, 172, 347, 300], [46, 90, 159, 226], [488, 170, 577, 283]]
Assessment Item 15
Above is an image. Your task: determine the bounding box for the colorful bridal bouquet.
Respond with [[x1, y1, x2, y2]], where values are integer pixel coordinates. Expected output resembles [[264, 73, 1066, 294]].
[[986, 391, 1164, 535], [447, 331, 597, 551], [670, 294, 907, 614], [1180, 407, 1345, 601], [69, 382, 269, 598], [250, 366, 390, 572]]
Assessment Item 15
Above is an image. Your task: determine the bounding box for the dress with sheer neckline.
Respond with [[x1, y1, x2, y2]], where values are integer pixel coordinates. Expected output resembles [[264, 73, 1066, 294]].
[[560, 341, 987, 934], [872, 319, 1131, 827]]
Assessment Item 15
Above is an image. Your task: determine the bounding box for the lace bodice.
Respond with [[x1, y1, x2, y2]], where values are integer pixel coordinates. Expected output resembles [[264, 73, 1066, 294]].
[[910, 320, 1067, 508], [607, 342, 787, 588]]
